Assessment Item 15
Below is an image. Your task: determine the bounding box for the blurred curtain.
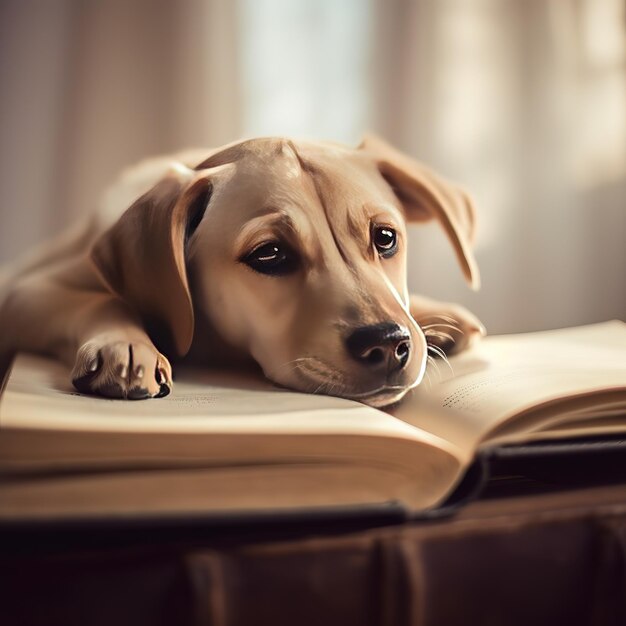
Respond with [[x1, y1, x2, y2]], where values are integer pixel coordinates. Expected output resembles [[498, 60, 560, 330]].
[[370, 0, 626, 332], [238, 0, 371, 143], [0, 0, 240, 265]]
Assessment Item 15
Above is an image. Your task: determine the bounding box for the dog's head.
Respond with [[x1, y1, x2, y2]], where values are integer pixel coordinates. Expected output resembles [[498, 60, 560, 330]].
[[91, 135, 478, 407]]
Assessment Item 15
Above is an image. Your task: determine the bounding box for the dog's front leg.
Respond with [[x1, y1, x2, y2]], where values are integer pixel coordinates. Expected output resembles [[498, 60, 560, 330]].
[[409, 294, 485, 356], [0, 267, 172, 399]]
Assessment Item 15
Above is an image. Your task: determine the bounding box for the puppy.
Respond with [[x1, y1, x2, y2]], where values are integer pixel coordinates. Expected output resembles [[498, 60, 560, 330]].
[[0, 135, 484, 407]]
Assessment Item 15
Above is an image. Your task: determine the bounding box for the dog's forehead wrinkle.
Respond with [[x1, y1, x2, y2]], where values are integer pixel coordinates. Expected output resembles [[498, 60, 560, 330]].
[[294, 165, 351, 268], [246, 206, 297, 226], [305, 166, 380, 272]]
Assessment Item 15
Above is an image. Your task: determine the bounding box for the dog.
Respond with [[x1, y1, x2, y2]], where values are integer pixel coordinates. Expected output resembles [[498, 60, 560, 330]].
[[0, 134, 484, 408]]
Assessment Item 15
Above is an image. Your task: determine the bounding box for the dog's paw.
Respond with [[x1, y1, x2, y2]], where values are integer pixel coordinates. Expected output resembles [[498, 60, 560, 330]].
[[71, 338, 173, 399], [414, 303, 486, 356]]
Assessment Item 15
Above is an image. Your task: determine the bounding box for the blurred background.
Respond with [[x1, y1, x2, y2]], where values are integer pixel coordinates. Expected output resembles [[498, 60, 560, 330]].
[[1, 0, 624, 334]]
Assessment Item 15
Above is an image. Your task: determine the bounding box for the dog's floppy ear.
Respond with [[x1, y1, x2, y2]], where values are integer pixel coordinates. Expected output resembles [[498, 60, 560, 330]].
[[90, 163, 229, 356], [359, 133, 480, 289]]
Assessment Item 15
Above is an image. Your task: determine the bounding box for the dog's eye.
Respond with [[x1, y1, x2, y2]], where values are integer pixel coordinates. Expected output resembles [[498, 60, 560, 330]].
[[372, 226, 398, 258], [243, 242, 298, 276]]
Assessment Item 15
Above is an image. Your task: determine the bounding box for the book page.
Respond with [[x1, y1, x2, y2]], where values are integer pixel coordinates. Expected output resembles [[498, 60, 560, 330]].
[[0, 354, 463, 509], [391, 321, 626, 456], [0, 354, 453, 443]]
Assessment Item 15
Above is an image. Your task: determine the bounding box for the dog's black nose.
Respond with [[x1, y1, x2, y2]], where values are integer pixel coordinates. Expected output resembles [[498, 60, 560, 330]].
[[345, 323, 411, 371]]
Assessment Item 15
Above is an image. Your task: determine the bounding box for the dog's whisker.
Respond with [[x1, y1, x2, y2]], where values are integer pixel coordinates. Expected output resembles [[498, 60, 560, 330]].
[[420, 322, 462, 333], [427, 344, 454, 375], [311, 376, 334, 396], [430, 314, 459, 324], [427, 354, 442, 382], [276, 357, 306, 372], [427, 343, 448, 359], [311, 372, 328, 394], [276, 356, 324, 376], [423, 368, 433, 390], [327, 383, 339, 396], [418, 315, 461, 328], [424, 329, 455, 343], [290, 357, 349, 397]]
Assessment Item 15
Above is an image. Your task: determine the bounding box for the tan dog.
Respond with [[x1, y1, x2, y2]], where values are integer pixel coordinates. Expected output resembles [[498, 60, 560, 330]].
[[0, 135, 484, 407]]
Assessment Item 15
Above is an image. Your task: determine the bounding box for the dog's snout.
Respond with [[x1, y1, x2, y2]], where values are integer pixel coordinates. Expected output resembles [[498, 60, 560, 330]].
[[345, 323, 411, 372]]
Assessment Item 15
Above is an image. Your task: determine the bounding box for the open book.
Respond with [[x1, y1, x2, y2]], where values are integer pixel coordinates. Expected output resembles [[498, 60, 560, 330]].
[[0, 321, 625, 521]]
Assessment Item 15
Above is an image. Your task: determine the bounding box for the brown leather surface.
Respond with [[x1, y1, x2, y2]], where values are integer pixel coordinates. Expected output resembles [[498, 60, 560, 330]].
[[2, 486, 626, 626]]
